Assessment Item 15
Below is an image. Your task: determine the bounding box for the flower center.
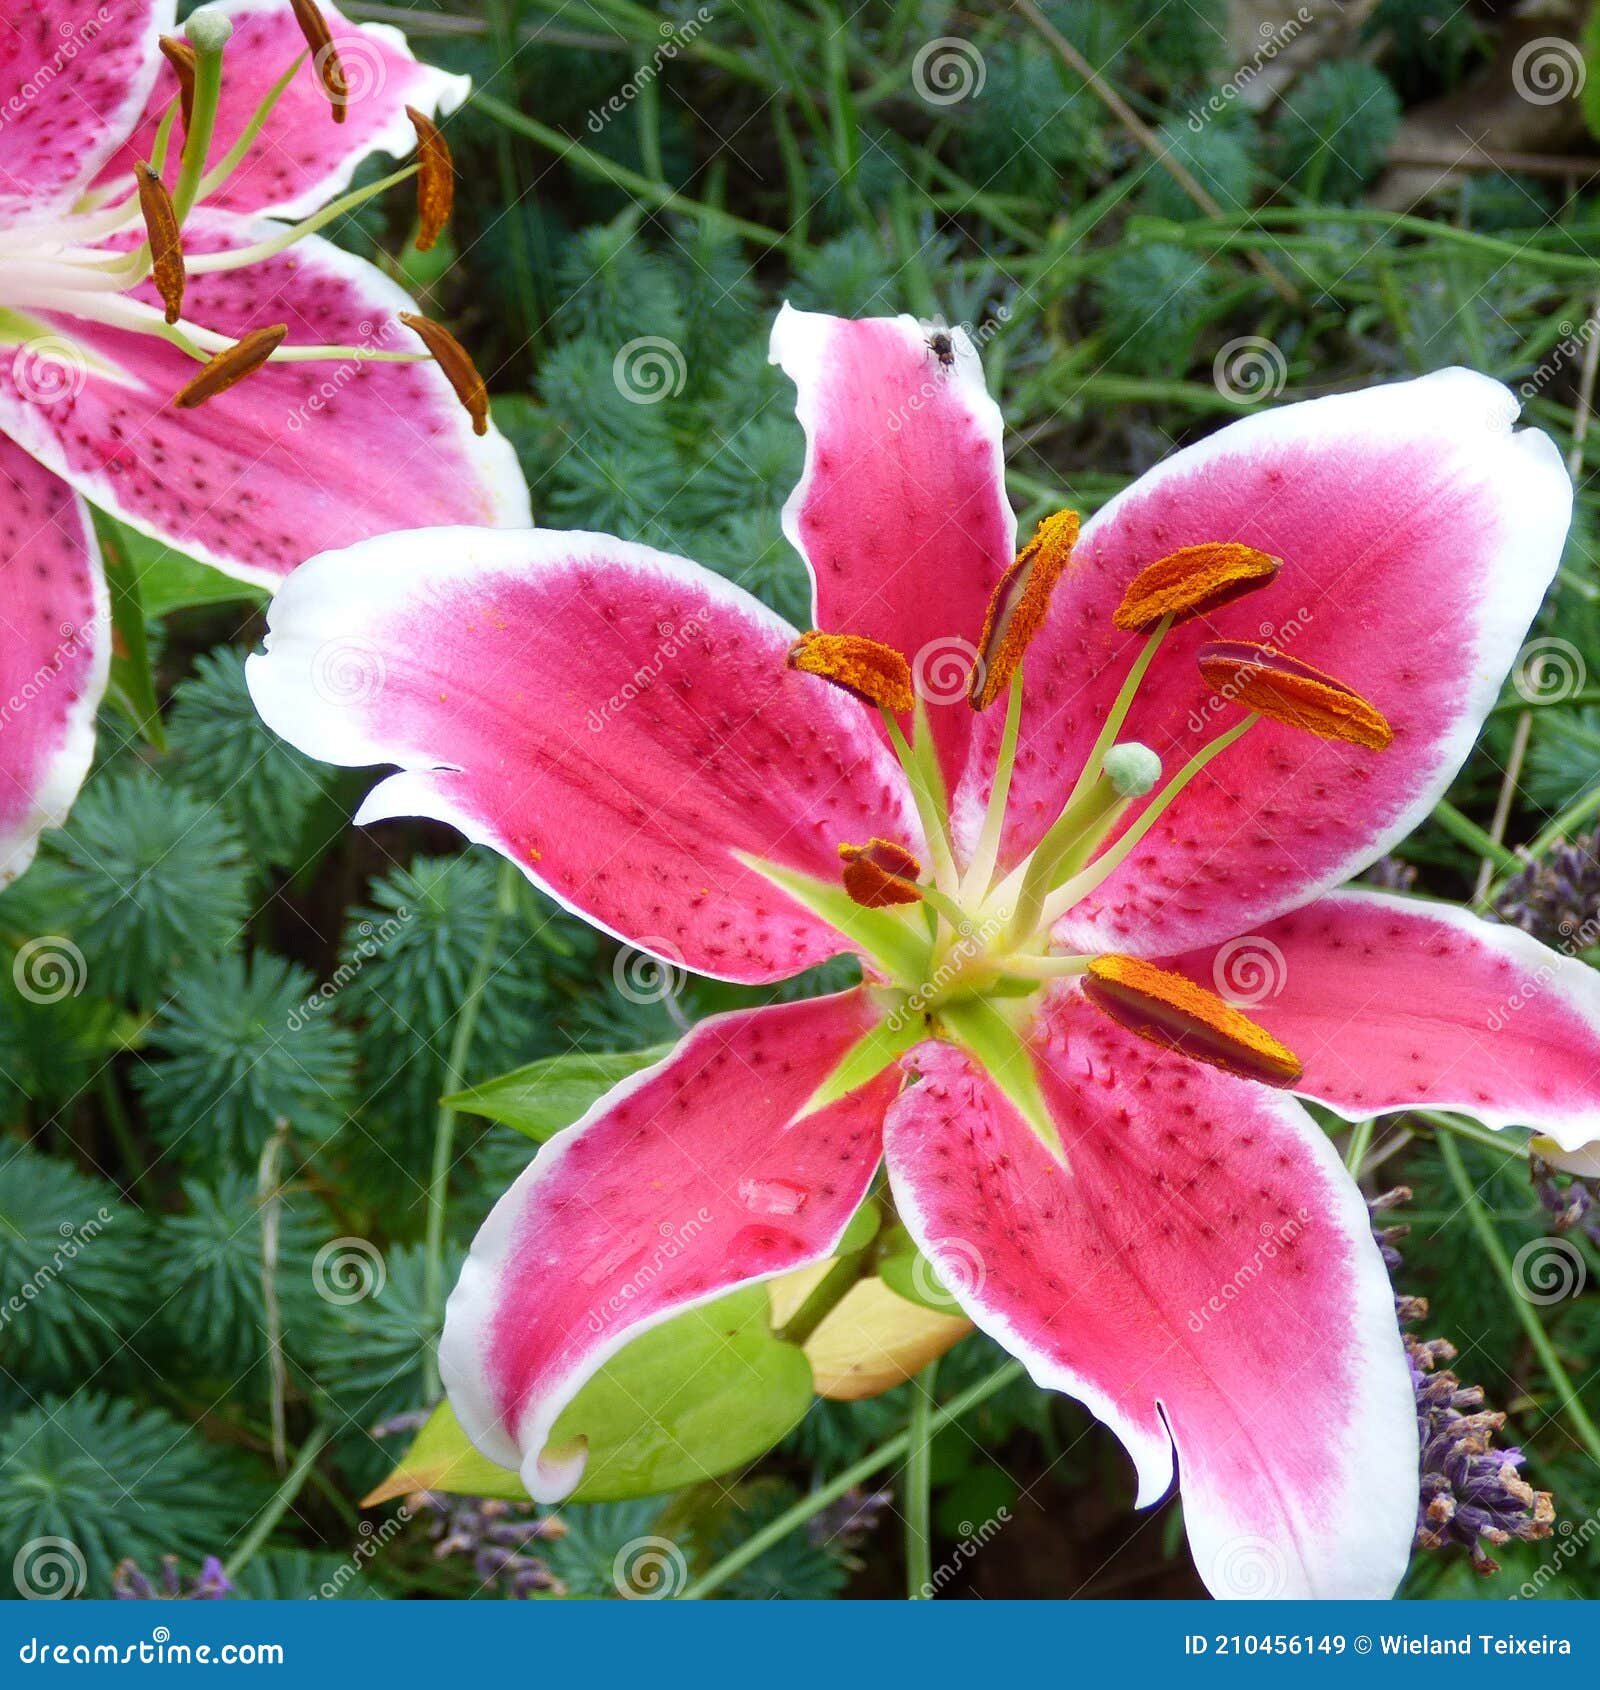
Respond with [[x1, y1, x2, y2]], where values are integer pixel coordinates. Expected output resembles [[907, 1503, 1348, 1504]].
[[772, 516, 1394, 1135], [0, 5, 488, 431]]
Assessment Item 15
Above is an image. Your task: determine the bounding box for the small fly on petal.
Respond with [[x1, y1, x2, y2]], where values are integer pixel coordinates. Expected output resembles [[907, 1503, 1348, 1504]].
[[290, 0, 349, 122], [1082, 954, 1303, 1086], [787, 630, 915, 712], [406, 106, 454, 253], [173, 324, 288, 408], [399, 312, 490, 436], [970, 508, 1078, 709], [1196, 639, 1394, 749], [134, 164, 185, 326], [1114, 541, 1281, 632], [839, 838, 923, 908]]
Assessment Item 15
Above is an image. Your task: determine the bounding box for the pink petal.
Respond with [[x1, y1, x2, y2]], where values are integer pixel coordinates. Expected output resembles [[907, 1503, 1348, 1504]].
[[247, 526, 922, 983], [1168, 890, 1600, 1152], [440, 991, 896, 1501], [0, 209, 527, 588], [884, 991, 1417, 1599], [770, 304, 1016, 793], [93, 0, 469, 219], [958, 371, 1570, 955], [0, 2, 171, 217], [0, 439, 108, 885]]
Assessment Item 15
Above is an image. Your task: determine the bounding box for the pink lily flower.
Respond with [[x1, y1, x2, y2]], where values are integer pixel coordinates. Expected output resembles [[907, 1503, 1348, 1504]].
[[0, 0, 526, 883], [247, 304, 1600, 1599]]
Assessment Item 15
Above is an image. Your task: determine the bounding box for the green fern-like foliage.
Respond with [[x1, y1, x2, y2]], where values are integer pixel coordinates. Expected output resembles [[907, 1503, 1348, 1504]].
[[1274, 60, 1401, 201], [230, 1547, 389, 1599], [135, 951, 359, 1164], [148, 1171, 333, 1377], [167, 649, 333, 871], [1139, 118, 1258, 221], [0, 1394, 265, 1596], [1094, 243, 1221, 371], [542, 1498, 675, 1597], [0, 963, 121, 1115], [788, 230, 907, 317], [0, 1143, 148, 1389], [706, 1482, 849, 1599], [302, 1244, 454, 1451], [9, 769, 252, 1005]]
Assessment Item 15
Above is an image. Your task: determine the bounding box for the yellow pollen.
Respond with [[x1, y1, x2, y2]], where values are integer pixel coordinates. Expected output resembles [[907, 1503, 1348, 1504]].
[[172, 324, 288, 408], [400, 312, 490, 436], [838, 838, 923, 908], [1114, 542, 1281, 632], [157, 36, 197, 134], [134, 163, 184, 326], [406, 106, 454, 253], [1196, 640, 1393, 750], [1083, 954, 1303, 1087], [787, 630, 914, 712], [970, 508, 1079, 710], [290, 0, 348, 123]]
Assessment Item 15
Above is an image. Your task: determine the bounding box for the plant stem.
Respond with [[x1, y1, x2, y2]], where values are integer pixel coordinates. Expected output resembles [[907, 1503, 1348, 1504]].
[[1431, 797, 1519, 870], [224, 1424, 331, 1578], [1415, 1108, 1531, 1162], [904, 1360, 938, 1599], [424, 860, 518, 1395], [1435, 1131, 1600, 1465], [98, 1070, 155, 1205], [680, 1358, 1025, 1599]]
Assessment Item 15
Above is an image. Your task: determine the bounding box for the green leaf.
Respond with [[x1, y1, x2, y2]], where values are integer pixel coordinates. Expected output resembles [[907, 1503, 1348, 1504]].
[[99, 514, 265, 617], [95, 518, 164, 750], [878, 1248, 964, 1316], [364, 1286, 813, 1506], [443, 1043, 675, 1141]]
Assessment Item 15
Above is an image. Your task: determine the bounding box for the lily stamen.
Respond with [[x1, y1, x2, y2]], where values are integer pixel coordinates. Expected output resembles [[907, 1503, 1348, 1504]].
[[1197, 640, 1394, 748], [1114, 541, 1280, 632], [291, 0, 349, 122], [969, 508, 1078, 709], [787, 630, 914, 710], [134, 166, 185, 325], [1081, 954, 1303, 1085], [158, 36, 198, 134], [407, 106, 454, 251], [839, 839, 923, 908], [173, 323, 288, 407]]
